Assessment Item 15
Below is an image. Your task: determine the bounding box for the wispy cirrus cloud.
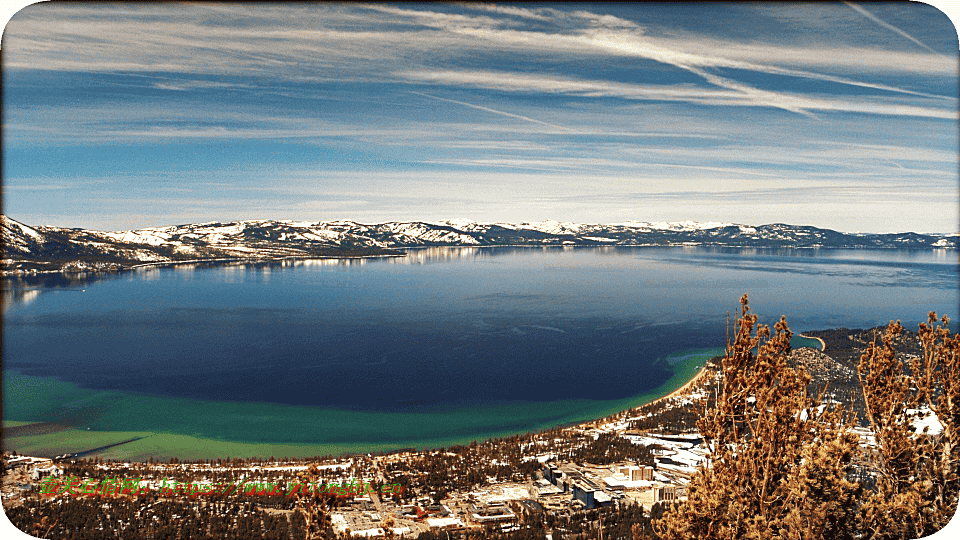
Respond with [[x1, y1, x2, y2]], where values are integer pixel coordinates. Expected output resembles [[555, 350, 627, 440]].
[[399, 69, 956, 119], [418, 155, 806, 178], [841, 1, 939, 54], [5, 3, 953, 125], [3, 3, 956, 233], [398, 69, 738, 101], [453, 3, 557, 22], [6, 3, 951, 79], [409, 91, 578, 132]]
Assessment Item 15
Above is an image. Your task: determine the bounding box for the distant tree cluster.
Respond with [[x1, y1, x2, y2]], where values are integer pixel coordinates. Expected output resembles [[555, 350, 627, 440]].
[[627, 391, 717, 433], [561, 432, 654, 466], [799, 326, 925, 427], [6, 496, 328, 540], [420, 503, 653, 540], [383, 435, 541, 498]]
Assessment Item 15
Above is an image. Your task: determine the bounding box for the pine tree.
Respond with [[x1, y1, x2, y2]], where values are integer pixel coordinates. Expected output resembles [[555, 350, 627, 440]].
[[652, 297, 960, 540], [653, 294, 862, 539], [856, 313, 960, 538]]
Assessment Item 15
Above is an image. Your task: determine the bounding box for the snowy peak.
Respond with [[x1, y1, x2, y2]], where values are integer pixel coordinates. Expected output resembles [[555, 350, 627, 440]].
[[2, 215, 955, 275], [615, 220, 736, 232], [0, 216, 399, 274], [521, 220, 587, 236], [433, 218, 481, 230], [1, 215, 46, 254]]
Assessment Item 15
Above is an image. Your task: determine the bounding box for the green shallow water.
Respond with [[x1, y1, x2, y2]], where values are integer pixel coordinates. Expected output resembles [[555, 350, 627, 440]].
[[793, 335, 824, 351], [3, 347, 721, 460]]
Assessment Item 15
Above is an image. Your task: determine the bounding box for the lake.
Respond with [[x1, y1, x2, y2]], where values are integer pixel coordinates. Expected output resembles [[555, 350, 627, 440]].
[[2, 246, 957, 458]]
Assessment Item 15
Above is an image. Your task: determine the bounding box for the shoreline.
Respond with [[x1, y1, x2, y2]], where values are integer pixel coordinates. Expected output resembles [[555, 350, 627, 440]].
[[641, 364, 712, 412], [575, 348, 722, 430], [125, 253, 407, 270], [3, 350, 716, 461], [1, 253, 408, 278], [11, 241, 954, 277], [633, 333, 826, 417], [798, 333, 827, 352]]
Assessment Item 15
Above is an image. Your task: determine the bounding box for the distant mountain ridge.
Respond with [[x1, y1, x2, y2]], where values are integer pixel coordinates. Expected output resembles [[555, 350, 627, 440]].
[[2, 215, 956, 274]]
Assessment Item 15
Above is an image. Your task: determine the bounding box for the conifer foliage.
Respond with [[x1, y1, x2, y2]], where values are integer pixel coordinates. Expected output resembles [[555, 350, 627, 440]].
[[653, 294, 863, 540], [857, 312, 960, 539], [650, 295, 960, 539]]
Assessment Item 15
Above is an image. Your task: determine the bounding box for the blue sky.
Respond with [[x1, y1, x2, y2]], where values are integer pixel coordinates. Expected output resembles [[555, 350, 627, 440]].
[[2, 2, 958, 233]]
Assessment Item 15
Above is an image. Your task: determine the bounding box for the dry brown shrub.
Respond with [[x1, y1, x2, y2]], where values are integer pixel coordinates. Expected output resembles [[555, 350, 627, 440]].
[[654, 295, 865, 540], [857, 312, 960, 539], [652, 297, 960, 540]]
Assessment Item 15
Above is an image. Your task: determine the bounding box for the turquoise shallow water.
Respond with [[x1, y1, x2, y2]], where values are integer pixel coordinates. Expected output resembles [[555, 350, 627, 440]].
[[3, 347, 720, 456], [3, 246, 954, 457], [2, 338, 819, 457]]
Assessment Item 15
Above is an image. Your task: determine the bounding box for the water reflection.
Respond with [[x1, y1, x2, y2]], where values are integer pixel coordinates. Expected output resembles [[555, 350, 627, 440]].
[[4, 246, 957, 414], [2, 246, 957, 311], [1, 288, 40, 310], [138, 268, 163, 281], [1, 272, 99, 311]]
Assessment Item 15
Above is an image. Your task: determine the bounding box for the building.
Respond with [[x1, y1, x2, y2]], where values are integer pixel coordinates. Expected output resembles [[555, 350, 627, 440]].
[[425, 517, 464, 531], [653, 484, 679, 502], [30, 465, 62, 481], [542, 461, 580, 492], [469, 503, 517, 526], [612, 465, 654, 481], [571, 481, 596, 509], [571, 477, 615, 509]]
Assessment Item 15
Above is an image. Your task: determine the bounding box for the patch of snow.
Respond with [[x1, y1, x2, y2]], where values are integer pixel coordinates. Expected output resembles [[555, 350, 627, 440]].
[[281, 220, 319, 228], [101, 230, 173, 246], [908, 407, 944, 435], [615, 220, 734, 231], [583, 236, 616, 242], [300, 230, 341, 242], [521, 220, 586, 235], [434, 218, 480, 230], [1, 215, 45, 242]]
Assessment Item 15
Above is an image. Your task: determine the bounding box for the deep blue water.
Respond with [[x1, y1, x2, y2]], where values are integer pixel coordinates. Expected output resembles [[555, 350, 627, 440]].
[[3, 246, 958, 413]]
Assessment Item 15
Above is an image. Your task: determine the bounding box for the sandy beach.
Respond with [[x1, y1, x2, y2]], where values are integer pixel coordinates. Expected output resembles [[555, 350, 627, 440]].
[[798, 333, 827, 352], [640, 364, 714, 411]]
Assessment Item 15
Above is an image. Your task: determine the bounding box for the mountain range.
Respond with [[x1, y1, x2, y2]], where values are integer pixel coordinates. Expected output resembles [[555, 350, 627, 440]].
[[2, 215, 956, 274]]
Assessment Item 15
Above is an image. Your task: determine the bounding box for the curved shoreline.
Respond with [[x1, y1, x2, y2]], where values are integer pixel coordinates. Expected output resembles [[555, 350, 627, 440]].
[[799, 333, 827, 352], [4, 349, 717, 460], [643, 364, 711, 411]]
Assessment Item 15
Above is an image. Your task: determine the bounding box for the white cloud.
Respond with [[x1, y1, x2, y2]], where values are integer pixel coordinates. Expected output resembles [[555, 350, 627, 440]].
[[3, 3, 955, 234], [6, 3, 952, 83], [409, 91, 577, 132], [455, 3, 557, 22], [399, 69, 956, 119]]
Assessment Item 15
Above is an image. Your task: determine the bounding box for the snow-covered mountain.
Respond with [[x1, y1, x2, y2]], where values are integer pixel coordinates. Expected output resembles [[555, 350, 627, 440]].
[[2, 215, 955, 274]]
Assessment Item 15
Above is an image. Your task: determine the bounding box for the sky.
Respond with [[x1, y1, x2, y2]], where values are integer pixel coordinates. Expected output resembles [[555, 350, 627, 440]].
[[1, 2, 958, 233]]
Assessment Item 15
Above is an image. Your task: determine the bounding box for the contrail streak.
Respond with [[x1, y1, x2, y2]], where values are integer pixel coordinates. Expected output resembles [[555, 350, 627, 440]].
[[842, 1, 939, 54], [679, 64, 819, 119], [409, 91, 576, 132]]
